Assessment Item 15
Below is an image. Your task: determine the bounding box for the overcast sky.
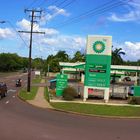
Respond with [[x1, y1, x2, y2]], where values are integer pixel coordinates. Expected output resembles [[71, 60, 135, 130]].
[[0, 0, 140, 61]]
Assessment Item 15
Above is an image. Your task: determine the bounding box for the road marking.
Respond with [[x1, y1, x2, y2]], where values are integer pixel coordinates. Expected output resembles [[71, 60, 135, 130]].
[[13, 96, 15, 98], [5, 101, 9, 104], [7, 89, 16, 93]]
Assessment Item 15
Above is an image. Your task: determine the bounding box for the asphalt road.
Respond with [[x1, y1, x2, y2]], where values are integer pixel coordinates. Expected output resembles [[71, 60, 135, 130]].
[[0, 73, 140, 140]]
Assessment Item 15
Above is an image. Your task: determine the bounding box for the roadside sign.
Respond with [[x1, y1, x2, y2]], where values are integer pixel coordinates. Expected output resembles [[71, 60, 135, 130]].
[[134, 86, 140, 96], [84, 35, 112, 102], [56, 74, 68, 96], [84, 36, 112, 88]]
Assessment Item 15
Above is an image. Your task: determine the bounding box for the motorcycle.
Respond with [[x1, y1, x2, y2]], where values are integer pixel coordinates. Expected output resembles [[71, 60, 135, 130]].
[[16, 79, 22, 87]]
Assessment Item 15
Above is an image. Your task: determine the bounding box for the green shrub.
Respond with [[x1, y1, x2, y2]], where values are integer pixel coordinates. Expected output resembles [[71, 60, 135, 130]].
[[49, 89, 56, 97], [62, 86, 78, 101], [128, 96, 140, 105]]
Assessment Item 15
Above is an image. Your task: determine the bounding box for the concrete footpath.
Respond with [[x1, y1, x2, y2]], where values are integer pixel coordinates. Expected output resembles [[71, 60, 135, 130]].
[[27, 79, 53, 109]]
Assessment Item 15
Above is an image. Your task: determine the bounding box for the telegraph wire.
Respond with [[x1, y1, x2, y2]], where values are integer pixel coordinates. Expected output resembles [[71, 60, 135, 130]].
[[27, 0, 39, 9], [2, 21, 29, 48], [50, 0, 60, 6], [50, 0, 131, 28], [56, 0, 69, 7], [61, 0, 76, 9], [49, 0, 116, 27], [37, 0, 48, 8], [51, 0, 121, 27]]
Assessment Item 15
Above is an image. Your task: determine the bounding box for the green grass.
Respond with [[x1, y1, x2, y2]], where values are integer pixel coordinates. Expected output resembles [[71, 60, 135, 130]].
[[32, 77, 42, 84], [19, 86, 38, 100], [44, 87, 50, 102], [51, 102, 140, 117], [19, 77, 42, 100]]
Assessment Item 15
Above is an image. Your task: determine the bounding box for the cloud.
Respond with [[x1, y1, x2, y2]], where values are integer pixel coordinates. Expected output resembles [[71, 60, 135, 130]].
[[108, 0, 140, 22], [15, 19, 85, 58], [0, 28, 14, 39], [16, 19, 31, 30], [125, 41, 140, 50], [16, 19, 59, 42], [124, 41, 140, 61], [48, 5, 70, 16], [40, 5, 70, 25], [33, 35, 86, 57], [113, 41, 140, 61]]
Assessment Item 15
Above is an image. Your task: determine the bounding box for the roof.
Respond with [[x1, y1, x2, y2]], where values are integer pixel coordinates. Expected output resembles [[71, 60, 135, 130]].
[[49, 79, 57, 82], [59, 62, 140, 72]]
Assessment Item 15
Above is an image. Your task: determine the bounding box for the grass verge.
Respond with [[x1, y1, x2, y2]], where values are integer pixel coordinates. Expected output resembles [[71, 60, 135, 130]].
[[19, 77, 42, 100], [51, 102, 140, 117], [19, 86, 38, 100], [32, 77, 42, 84], [44, 87, 50, 102]]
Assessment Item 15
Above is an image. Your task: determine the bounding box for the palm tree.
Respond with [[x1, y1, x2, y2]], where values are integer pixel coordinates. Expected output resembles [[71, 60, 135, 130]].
[[71, 51, 85, 62], [55, 51, 69, 62], [112, 47, 125, 65]]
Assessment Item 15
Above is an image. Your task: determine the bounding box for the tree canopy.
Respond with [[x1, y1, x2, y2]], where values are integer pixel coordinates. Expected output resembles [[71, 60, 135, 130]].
[[0, 48, 138, 73]]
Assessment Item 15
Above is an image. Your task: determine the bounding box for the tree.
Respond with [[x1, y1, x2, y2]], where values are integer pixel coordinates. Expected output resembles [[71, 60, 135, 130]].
[[71, 51, 85, 62], [44, 51, 70, 73], [55, 51, 69, 62], [0, 53, 24, 72], [112, 47, 125, 65], [32, 58, 44, 70]]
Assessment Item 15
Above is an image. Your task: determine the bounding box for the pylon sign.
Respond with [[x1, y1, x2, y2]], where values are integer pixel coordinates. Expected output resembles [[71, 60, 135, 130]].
[[56, 74, 68, 96], [84, 35, 112, 101]]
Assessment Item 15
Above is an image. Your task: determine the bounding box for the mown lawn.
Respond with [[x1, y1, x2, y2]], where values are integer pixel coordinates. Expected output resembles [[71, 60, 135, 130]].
[[19, 86, 38, 100], [18, 77, 42, 100], [51, 102, 140, 117], [32, 77, 42, 84], [44, 87, 49, 102]]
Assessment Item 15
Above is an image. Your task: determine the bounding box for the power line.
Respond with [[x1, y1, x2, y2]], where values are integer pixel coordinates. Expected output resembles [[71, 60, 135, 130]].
[[50, 0, 60, 5], [52, 0, 122, 27], [0, 20, 28, 47], [56, 0, 69, 7], [50, 0, 131, 28], [27, 0, 39, 9], [61, 0, 76, 9], [37, 0, 48, 8]]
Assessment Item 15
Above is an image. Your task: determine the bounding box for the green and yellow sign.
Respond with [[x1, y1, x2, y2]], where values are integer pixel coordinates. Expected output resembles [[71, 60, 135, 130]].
[[93, 41, 105, 53], [56, 74, 68, 96], [84, 35, 112, 88], [84, 35, 112, 101]]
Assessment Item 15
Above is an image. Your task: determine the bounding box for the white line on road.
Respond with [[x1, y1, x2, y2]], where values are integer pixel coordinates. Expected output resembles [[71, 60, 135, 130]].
[[5, 101, 9, 104], [13, 96, 15, 98], [7, 89, 16, 93]]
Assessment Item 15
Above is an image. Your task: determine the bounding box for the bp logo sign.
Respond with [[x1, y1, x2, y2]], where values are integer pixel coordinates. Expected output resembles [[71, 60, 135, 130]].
[[93, 41, 105, 53]]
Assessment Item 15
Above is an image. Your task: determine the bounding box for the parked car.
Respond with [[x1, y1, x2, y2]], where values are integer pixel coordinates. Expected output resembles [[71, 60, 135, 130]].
[[122, 76, 131, 82], [0, 82, 7, 99], [128, 86, 134, 96]]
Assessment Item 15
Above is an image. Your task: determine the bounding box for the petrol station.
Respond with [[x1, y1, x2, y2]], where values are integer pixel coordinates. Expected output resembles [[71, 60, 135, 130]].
[[58, 35, 140, 103]]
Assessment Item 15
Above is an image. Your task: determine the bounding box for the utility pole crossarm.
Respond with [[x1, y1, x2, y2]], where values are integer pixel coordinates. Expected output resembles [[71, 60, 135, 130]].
[[18, 31, 45, 34], [25, 9, 42, 13]]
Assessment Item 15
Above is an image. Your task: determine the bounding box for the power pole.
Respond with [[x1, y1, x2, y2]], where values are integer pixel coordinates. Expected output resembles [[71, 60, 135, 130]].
[[19, 9, 45, 92]]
